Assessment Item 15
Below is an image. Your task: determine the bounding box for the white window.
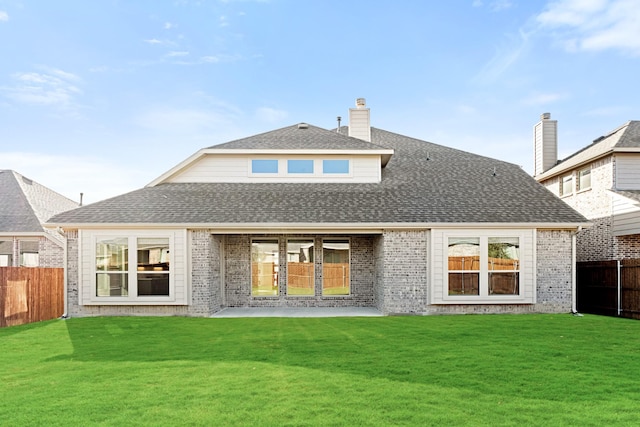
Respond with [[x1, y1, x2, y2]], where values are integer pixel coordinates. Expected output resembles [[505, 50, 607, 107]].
[[433, 229, 532, 304], [560, 175, 573, 196], [578, 168, 591, 191], [94, 235, 173, 300], [251, 159, 278, 174], [19, 240, 39, 267], [322, 159, 350, 174], [287, 159, 314, 174]]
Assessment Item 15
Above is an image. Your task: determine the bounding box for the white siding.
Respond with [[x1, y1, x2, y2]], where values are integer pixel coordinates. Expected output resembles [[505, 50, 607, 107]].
[[430, 228, 535, 305], [615, 155, 640, 190], [612, 193, 640, 236], [166, 154, 382, 183], [79, 229, 188, 306]]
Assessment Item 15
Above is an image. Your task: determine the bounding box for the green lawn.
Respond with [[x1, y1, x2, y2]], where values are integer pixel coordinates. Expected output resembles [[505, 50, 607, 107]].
[[1, 314, 639, 426]]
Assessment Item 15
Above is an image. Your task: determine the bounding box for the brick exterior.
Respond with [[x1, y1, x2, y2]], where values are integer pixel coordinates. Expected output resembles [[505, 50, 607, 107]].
[[375, 230, 429, 315], [65, 229, 575, 317], [0, 235, 64, 268], [539, 155, 640, 261], [223, 234, 376, 308]]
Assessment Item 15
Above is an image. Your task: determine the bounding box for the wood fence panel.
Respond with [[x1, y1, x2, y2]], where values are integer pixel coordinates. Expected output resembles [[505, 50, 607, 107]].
[[577, 261, 618, 316], [621, 260, 640, 320], [0, 267, 64, 328]]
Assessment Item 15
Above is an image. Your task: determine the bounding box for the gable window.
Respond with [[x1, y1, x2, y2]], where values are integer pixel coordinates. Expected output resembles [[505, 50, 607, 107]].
[[287, 159, 314, 174], [287, 239, 314, 296], [578, 168, 591, 191], [322, 239, 350, 296], [322, 159, 350, 174], [95, 235, 172, 299], [447, 236, 520, 298], [251, 239, 279, 296], [560, 175, 573, 196], [251, 159, 278, 174]]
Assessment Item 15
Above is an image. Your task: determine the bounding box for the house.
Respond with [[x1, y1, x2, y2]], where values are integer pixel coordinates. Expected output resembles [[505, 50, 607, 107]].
[[0, 170, 79, 268], [47, 99, 588, 317], [533, 114, 640, 262]]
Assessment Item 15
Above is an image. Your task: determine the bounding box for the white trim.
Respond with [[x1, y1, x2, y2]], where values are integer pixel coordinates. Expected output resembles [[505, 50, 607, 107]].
[[148, 148, 394, 186], [45, 222, 591, 232], [431, 228, 535, 305]]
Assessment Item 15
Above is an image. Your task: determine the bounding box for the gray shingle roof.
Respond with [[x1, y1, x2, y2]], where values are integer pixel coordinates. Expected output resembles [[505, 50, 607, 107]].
[[0, 170, 43, 232], [209, 123, 391, 150], [538, 121, 640, 179], [48, 126, 587, 226]]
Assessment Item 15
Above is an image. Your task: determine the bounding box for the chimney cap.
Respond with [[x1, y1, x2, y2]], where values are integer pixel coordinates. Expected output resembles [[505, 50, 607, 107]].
[[356, 98, 366, 108], [541, 112, 551, 120], [297, 123, 309, 129]]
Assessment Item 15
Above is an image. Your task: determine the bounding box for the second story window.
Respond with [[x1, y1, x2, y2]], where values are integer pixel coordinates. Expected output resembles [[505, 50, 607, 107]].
[[287, 160, 314, 174], [578, 168, 591, 191], [322, 159, 350, 174], [560, 175, 573, 196], [251, 159, 278, 174]]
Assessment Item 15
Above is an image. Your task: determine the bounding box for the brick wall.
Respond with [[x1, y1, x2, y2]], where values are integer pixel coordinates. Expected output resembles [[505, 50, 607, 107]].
[[375, 230, 429, 315], [223, 234, 376, 308]]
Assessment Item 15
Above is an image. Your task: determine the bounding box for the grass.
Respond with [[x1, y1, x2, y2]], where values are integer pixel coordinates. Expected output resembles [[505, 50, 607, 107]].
[[1, 314, 640, 426]]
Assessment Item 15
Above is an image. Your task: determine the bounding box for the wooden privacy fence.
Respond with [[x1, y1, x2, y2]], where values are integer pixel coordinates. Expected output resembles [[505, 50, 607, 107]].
[[577, 259, 640, 320], [0, 267, 64, 328]]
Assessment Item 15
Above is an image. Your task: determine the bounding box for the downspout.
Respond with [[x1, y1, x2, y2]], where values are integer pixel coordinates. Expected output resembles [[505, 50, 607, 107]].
[[52, 227, 69, 319]]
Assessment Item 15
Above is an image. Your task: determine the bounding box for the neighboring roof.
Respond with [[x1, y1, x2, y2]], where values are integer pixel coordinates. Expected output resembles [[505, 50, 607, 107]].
[[537, 121, 640, 180], [0, 170, 78, 233], [48, 127, 587, 228], [610, 189, 640, 204]]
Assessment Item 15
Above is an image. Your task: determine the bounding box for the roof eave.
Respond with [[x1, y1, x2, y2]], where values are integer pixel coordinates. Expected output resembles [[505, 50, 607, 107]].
[[44, 221, 591, 233]]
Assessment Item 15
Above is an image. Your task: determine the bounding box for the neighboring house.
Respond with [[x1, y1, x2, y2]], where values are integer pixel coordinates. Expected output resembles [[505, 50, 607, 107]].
[[47, 99, 588, 317], [533, 114, 640, 262], [0, 170, 79, 268]]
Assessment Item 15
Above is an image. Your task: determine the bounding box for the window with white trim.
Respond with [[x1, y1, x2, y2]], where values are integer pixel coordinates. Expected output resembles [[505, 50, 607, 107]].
[[560, 174, 573, 196], [447, 236, 520, 298], [287, 159, 314, 174], [577, 168, 591, 191], [95, 236, 172, 299], [19, 240, 39, 267]]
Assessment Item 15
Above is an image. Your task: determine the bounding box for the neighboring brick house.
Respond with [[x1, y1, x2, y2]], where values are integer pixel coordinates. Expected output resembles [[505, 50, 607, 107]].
[[0, 170, 79, 268], [534, 115, 640, 262], [48, 99, 588, 317]]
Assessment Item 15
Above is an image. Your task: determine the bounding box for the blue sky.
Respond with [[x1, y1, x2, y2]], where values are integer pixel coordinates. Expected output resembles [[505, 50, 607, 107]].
[[1, 0, 639, 204]]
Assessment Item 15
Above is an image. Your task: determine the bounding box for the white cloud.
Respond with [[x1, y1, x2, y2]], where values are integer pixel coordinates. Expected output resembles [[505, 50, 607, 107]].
[[537, 0, 640, 55], [255, 107, 288, 123], [0, 11, 8, 21], [2, 67, 82, 109], [490, 0, 512, 11], [474, 28, 532, 83], [164, 22, 175, 30], [144, 38, 163, 44]]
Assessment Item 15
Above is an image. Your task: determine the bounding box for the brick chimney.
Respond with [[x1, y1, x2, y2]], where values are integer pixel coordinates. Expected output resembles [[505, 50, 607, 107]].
[[533, 112, 557, 176], [348, 98, 371, 142]]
